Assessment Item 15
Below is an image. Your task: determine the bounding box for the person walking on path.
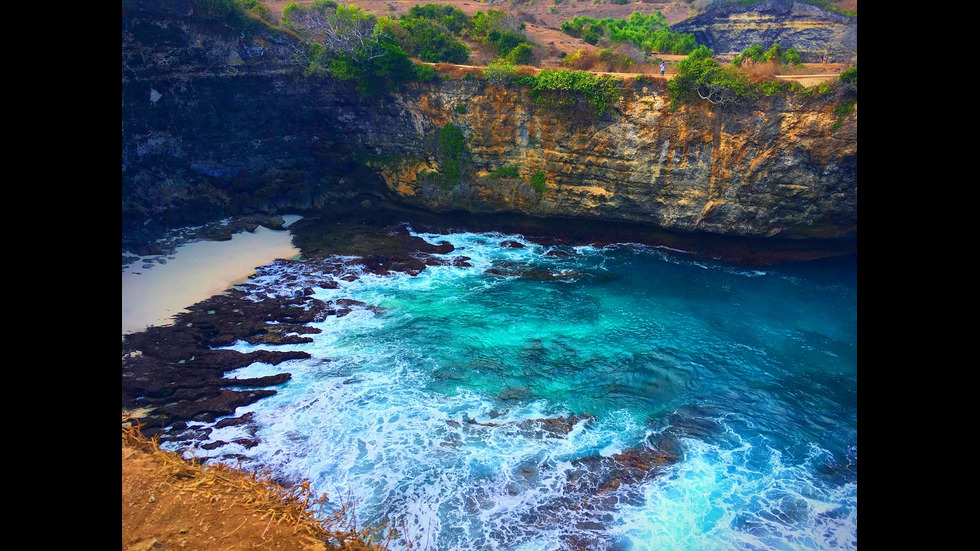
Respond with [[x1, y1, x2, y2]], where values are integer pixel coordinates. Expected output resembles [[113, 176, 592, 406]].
[[660, 61, 666, 76]]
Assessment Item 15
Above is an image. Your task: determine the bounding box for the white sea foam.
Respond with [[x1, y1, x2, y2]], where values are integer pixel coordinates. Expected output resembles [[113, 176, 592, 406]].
[[172, 228, 856, 551]]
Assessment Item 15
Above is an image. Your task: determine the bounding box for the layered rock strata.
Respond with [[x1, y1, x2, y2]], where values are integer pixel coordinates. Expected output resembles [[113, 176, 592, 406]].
[[122, 4, 856, 258], [671, 0, 858, 62]]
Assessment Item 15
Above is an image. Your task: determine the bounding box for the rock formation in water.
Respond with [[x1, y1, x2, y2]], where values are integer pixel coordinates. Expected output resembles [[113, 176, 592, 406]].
[[122, 2, 856, 254]]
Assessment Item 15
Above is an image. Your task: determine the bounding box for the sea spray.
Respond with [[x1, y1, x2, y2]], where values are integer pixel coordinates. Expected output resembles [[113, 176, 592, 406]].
[[168, 229, 857, 550]]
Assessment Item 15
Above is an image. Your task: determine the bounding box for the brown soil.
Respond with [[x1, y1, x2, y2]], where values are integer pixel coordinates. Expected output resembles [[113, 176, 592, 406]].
[[259, 0, 853, 80], [122, 3, 858, 548], [261, 0, 692, 67], [121, 425, 387, 551]]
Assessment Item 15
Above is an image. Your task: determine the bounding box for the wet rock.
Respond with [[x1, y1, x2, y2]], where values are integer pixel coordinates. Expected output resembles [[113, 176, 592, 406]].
[[122, 285, 330, 436], [544, 248, 574, 258], [516, 414, 595, 438], [222, 373, 292, 388], [157, 425, 213, 444], [433, 368, 465, 380], [233, 438, 260, 449], [500, 240, 525, 248], [486, 262, 584, 281], [215, 411, 255, 429], [152, 389, 279, 426], [467, 414, 594, 440], [497, 386, 531, 401]]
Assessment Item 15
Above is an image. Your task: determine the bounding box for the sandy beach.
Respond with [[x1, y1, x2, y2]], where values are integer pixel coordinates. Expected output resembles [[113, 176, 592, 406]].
[[122, 216, 303, 335]]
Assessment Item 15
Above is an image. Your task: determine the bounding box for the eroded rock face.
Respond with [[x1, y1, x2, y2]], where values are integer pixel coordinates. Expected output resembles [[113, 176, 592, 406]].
[[371, 77, 856, 243], [671, 0, 858, 63], [122, 5, 856, 254]]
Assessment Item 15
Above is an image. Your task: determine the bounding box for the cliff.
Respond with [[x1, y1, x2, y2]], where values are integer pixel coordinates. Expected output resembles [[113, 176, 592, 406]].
[[671, 0, 858, 63], [122, 3, 856, 254]]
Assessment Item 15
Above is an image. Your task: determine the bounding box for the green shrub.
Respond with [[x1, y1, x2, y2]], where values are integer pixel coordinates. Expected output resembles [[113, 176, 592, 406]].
[[455, 103, 468, 113], [668, 45, 753, 108], [484, 57, 518, 84], [407, 4, 471, 34], [833, 101, 854, 118], [399, 17, 471, 63], [531, 69, 622, 117], [436, 123, 470, 188], [506, 42, 535, 65], [194, 0, 275, 25], [415, 63, 440, 81], [488, 165, 520, 179], [731, 43, 801, 67], [756, 80, 792, 96], [529, 171, 547, 193], [782, 47, 802, 65], [471, 9, 534, 57], [285, 3, 440, 93], [560, 11, 695, 54], [831, 100, 854, 131], [838, 67, 857, 86]]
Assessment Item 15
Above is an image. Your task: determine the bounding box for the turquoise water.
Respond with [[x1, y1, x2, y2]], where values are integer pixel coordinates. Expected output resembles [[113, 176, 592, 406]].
[[195, 230, 857, 550]]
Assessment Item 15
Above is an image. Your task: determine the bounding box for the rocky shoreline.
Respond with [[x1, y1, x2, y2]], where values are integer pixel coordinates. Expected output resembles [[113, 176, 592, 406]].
[[122, 205, 855, 441], [122, 213, 291, 270], [121, 206, 854, 547]]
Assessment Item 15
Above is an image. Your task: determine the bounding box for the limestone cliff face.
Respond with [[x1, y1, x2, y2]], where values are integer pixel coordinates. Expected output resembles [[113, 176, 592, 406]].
[[369, 79, 856, 240], [671, 0, 857, 63], [121, 4, 856, 248]]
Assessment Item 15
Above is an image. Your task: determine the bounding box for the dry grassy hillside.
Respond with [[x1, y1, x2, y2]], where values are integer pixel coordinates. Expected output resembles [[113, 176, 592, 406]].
[[259, 0, 855, 68], [122, 426, 389, 551], [261, 0, 691, 66]]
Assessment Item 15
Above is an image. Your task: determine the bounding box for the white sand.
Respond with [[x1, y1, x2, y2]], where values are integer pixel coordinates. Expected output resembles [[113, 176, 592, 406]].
[[122, 216, 303, 335]]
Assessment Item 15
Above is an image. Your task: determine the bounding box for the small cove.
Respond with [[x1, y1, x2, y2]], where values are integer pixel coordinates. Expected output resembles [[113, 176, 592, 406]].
[[143, 225, 857, 550]]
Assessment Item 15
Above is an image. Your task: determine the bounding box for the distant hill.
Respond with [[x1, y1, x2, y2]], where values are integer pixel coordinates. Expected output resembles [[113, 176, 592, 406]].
[[671, 0, 856, 63]]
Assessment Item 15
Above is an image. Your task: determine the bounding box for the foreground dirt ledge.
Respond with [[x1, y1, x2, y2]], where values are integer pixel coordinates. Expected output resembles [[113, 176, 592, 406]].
[[122, 427, 387, 551]]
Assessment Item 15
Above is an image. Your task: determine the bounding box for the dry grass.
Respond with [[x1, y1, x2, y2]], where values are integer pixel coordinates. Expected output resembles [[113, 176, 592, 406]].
[[560, 48, 660, 75], [429, 62, 485, 79], [739, 61, 779, 81], [122, 425, 398, 551], [738, 60, 829, 82]]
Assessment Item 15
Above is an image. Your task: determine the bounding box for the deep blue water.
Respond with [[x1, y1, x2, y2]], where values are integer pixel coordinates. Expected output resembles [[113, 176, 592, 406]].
[[173, 229, 857, 550]]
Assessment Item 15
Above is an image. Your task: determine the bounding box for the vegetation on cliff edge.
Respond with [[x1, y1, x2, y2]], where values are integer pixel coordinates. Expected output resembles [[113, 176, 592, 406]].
[[668, 45, 856, 109], [484, 59, 623, 118]]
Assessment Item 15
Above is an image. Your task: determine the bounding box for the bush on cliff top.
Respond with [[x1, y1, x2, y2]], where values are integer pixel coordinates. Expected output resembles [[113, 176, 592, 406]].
[[531, 69, 623, 117], [667, 45, 750, 108], [193, 0, 275, 26], [283, 3, 422, 93], [668, 45, 857, 110], [730, 43, 802, 67], [483, 59, 622, 118], [397, 16, 471, 64], [560, 11, 696, 55]]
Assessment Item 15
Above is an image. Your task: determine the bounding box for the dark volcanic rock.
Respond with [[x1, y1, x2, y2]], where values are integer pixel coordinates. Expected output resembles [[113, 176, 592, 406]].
[[122, 283, 335, 434], [515, 415, 595, 438], [123, 6, 856, 264], [214, 411, 256, 429]]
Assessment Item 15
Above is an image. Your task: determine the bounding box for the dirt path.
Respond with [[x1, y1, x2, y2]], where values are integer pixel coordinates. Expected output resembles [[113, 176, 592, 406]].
[[421, 60, 847, 87]]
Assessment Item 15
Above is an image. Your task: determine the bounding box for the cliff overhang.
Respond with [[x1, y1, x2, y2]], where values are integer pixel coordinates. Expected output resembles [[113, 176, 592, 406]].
[[121, 4, 856, 262]]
